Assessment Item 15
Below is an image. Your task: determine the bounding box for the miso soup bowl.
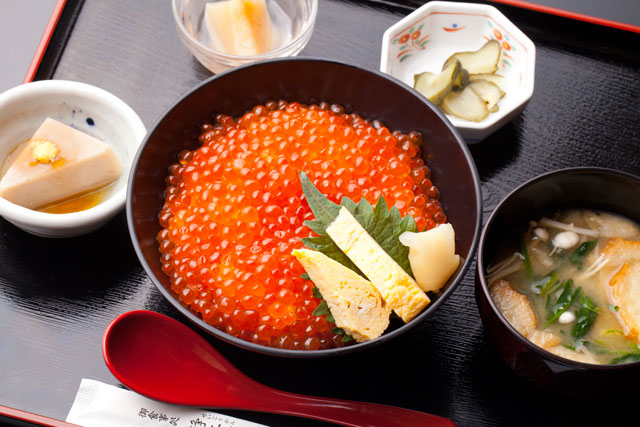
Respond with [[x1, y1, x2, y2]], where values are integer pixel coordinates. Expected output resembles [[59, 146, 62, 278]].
[[128, 57, 482, 358], [476, 167, 640, 395]]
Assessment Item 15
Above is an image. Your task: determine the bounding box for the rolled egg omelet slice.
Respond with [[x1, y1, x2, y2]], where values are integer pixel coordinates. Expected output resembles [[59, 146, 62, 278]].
[[292, 249, 391, 342], [326, 207, 430, 323]]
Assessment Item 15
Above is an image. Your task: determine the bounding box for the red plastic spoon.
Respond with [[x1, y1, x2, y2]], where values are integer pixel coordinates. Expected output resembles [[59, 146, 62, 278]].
[[102, 310, 454, 427]]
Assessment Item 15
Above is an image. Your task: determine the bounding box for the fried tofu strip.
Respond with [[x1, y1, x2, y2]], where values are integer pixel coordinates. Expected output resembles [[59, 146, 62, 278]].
[[490, 279, 560, 349]]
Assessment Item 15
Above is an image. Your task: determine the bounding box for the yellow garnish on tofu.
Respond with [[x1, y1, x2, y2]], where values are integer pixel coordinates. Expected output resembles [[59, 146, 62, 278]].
[[31, 139, 60, 164], [326, 207, 430, 323], [292, 249, 391, 342]]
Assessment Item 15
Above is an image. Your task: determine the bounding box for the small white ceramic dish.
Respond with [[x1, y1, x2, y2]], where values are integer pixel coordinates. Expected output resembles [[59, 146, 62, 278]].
[[380, 1, 535, 143], [0, 80, 146, 238], [172, 0, 318, 74]]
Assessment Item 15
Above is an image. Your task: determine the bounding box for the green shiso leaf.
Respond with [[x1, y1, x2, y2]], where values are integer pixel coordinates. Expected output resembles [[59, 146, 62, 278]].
[[301, 172, 341, 224], [301, 235, 361, 275], [301, 273, 310, 280], [312, 300, 331, 316], [300, 171, 417, 277], [300, 172, 363, 276], [312, 286, 322, 299], [299, 170, 419, 345], [341, 334, 355, 343], [310, 287, 352, 342]]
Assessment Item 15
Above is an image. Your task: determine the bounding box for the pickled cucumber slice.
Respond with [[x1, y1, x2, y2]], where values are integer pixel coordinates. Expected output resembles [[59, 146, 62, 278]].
[[441, 86, 489, 122], [452, 67, 469, 91], [468, 79, 504, 112], [414, 60, 461, 105], [442, 40, 501, 74], [469, 73, 506, 92]]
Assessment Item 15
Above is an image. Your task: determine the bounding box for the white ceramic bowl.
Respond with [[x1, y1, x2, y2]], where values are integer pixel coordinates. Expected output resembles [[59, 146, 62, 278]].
[[381, 1, 535, 143], [172, 0, 318, 74], [0, 80, 146, 238]]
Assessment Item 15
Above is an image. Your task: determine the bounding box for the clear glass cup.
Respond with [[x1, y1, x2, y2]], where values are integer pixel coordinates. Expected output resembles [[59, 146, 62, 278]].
[[172, 0, 318, 73]]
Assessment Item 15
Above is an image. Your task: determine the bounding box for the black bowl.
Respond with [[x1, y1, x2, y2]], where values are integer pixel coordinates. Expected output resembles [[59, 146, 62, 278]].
[[127, 57, 482, 357], [476, 167, 640, 394]]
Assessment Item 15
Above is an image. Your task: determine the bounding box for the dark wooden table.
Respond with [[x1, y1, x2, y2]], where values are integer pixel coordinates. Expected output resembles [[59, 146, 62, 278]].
[[2, 0, 640, 426]]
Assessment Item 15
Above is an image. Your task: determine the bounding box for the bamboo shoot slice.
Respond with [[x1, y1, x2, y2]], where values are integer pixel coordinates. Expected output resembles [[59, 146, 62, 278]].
[[441, 86, 489, 122], [442, 40, 501, 74]]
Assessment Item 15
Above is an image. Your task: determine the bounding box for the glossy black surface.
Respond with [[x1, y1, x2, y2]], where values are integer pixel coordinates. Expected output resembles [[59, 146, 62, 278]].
[[1, 0, 640, 425]]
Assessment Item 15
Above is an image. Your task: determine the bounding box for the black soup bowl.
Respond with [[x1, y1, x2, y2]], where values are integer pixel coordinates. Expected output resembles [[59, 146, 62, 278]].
[[128, 58, 482, 357], [476, 167, 640, 394]]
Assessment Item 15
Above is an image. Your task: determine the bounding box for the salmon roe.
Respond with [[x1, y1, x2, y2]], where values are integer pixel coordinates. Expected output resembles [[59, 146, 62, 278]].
[[157, 100, 447, 350]]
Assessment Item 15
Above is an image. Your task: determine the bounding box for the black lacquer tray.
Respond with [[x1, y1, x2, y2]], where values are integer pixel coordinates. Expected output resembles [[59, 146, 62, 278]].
[[2, 0, 640, 425]]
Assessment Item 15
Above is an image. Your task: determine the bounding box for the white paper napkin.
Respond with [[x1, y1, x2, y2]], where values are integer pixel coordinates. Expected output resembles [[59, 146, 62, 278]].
[[66, 379, 269, 427]]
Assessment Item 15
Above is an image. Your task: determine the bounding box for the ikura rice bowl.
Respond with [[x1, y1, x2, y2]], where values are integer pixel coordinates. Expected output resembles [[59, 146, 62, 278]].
[[156, 100, 447, 350]]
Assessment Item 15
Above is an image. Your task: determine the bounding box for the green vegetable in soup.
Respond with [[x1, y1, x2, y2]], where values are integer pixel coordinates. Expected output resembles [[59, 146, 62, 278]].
[[490, 210, 640, 365], [583, 340, 615, 355], [536, 272, 560, 296], [586, 341, 640, 365], [519, 236, 533, 279], [571, 292, 599, 339], [569, 240, 598, 267], [609, 351, 640, 364], [545, 280, 579, 327]]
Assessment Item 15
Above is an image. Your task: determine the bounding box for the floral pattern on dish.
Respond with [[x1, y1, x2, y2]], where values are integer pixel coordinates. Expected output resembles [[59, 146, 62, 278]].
[[381, 1, 536, 142], [485, 21, 516, 68], [392, 24, 430, 62]]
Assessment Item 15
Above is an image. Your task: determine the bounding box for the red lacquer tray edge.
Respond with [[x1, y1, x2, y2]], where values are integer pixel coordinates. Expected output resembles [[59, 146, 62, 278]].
[[0, 405, 79, 427], [22, 0, 68, 84], [489, 0, 640, 33]]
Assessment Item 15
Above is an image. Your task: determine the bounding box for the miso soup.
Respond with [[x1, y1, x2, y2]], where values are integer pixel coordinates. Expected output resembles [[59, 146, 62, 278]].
[[487, 209, 640, 365]]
